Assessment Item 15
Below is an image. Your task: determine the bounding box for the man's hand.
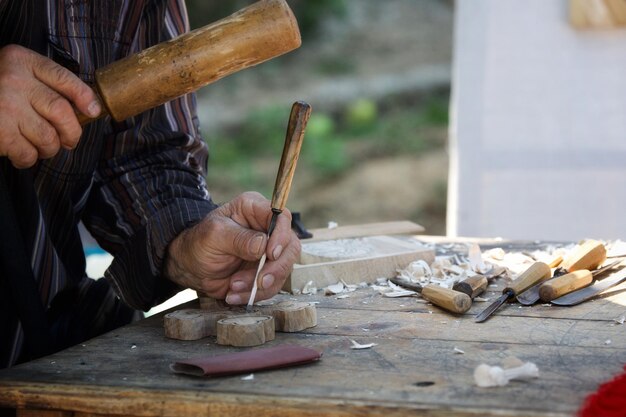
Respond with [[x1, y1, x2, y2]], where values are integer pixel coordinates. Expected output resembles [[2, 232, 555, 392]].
[[0, 44, 101, 168], [165, 192, 301, 305]]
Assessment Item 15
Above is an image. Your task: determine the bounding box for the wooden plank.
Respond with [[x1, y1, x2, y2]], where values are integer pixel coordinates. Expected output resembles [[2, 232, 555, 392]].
[[287, 248, 435, 292], [570, 0, 626, 28], [306, 221, 425, 243]]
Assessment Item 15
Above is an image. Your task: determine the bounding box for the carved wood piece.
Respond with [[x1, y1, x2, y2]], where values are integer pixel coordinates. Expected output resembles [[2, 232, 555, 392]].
[[258, 301, 317, 332], [164, 301, 317, 341], [216, 315, 275, 347]]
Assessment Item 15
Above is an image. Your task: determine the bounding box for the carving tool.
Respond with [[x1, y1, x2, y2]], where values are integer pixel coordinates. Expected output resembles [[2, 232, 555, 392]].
[[551, 261, 626, 306], [538, 259, 622, 302], [452, 274, 488, 299], [76, 0, 301, 125], [475, 262, 551, 323], [390, 277, 472, 314], [247, 101, 312, 312], [517, 241, 607, 305]]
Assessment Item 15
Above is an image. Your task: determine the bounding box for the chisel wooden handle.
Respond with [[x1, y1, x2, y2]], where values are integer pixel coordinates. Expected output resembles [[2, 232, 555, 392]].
[[422, 285, 472, 314], [78, 0, 301, 124], [271, 101, 311, 211], [539, 270, 593, 302], [452, 274, 488, 299], [505, 262, 551, 296], [560, 240, 606, 272]]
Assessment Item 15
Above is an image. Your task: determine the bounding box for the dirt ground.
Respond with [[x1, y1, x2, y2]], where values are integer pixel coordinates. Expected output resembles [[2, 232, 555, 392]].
[[196, 0, 454, 235]]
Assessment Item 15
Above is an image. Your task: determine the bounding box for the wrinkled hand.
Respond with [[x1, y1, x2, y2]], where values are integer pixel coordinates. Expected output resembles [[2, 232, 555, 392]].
[[0, 44, 101, 168], [164, 192, 301, 305]]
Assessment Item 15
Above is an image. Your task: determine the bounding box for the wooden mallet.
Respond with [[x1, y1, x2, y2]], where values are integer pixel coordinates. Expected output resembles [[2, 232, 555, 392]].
[[77, 0, 301, 124]]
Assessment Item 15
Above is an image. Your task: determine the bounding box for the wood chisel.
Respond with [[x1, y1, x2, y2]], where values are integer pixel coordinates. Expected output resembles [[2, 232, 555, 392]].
[[247, 101, 312, 312], [475, 262, 551, 323], [551, 262, 626, 305], [390, 277, 472, 314], [538, 259, 622, 302], [451, 266, 506, 299], [516, 240, 607, 305]]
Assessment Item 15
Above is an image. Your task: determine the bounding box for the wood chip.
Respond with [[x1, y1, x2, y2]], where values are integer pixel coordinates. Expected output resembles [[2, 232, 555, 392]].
[[350, 340, 377, 349]]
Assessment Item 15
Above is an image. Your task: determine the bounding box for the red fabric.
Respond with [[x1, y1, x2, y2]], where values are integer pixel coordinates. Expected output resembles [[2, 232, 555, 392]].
[[579, 365, 626, 417]]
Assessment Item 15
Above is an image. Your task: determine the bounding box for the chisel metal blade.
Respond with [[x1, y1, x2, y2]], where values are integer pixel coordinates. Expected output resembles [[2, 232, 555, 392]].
[[475, 291, 511, 323], [550, 266, 626, 306]]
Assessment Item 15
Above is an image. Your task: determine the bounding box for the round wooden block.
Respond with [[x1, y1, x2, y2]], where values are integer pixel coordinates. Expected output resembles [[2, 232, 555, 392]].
[[267, 301, 317, 332], [164, 309, 214, 341], [216, 315, 275, 347]]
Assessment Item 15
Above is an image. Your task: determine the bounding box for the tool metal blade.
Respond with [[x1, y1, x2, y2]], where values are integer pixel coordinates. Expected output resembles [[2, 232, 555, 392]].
[[475, 291, 511, 323], [551, 266, 626, 306], [246, 253, 267, 313]]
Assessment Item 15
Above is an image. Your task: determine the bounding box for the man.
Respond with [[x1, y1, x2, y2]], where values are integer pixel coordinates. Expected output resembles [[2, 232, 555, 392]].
[[0, 0, 300, 368]]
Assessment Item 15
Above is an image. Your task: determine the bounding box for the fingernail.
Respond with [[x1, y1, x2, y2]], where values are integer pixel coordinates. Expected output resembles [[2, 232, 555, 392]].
[[231, 281, 246, 292], [225, 293, 242, 305], [251, 234, 265, 256], [88, 100, 101, 117], [261, 274, 274, 290], [272, 245, 283, 260]]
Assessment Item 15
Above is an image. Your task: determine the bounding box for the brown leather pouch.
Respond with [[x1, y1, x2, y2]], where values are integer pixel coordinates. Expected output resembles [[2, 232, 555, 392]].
[[170, 344, 322, 377]]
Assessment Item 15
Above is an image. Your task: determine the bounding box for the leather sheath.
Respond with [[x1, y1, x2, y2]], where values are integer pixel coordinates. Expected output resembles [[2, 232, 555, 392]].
[[170, 344, 322, 377]]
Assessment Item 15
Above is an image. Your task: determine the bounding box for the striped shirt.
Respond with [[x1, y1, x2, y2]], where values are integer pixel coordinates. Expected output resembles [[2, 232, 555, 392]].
[[0, 0, 216, 367]]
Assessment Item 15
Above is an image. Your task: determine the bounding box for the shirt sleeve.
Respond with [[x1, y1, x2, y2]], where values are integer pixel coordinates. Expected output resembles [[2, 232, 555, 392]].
[[82, 0, 217, 311]]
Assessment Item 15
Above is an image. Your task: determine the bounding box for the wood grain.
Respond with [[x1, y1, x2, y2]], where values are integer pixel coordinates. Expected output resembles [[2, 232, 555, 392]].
[[216, 315, 275, 347], [287, 248, 435, 293], [2, 237, 626, 417], [306, 221, 425, 242]]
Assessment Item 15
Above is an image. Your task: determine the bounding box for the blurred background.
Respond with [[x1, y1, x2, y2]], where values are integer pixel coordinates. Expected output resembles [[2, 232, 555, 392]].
[[187, 0, 453, 235]]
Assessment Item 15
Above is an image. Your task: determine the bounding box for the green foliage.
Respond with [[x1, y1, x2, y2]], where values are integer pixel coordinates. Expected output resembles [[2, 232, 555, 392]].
[[206, 93, 449, 191], [185, 0, 346, 40]]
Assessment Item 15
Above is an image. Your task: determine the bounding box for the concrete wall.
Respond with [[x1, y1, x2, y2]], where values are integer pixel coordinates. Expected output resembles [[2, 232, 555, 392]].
[[447, 0, 626, 241]]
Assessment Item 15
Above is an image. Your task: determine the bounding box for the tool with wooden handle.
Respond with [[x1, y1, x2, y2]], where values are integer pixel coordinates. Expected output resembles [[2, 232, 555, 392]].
[[77, 0, 301, 125], [551, 262, 626, 305], [516, 241, 606, 305], [452, 275, 488, 299], [390, 277, 472, 314], [246, 101, 312, 312], [538, 259, 622, 302], [475, 262, 551, 323]]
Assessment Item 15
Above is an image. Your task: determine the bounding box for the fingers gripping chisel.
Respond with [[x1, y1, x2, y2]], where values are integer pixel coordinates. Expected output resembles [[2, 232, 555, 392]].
[[516, 240, 607, 305], [475, 262, 551, 323], [246, 101, 311, 312]]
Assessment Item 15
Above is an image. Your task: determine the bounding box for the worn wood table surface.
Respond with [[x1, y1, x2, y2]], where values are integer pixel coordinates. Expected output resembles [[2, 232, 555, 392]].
[[1, 237, 625, 417]]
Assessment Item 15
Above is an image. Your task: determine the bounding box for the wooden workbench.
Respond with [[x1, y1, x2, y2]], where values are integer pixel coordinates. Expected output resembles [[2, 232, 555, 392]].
[[1, 237, 625, 417]]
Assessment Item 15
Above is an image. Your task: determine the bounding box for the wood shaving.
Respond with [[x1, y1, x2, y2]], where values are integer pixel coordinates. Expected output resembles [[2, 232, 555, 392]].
[[474, 297, 490, 302], [241, 374, 254, 381], [302, 280, 317, 295], [350, 340, 377, 349], [474, 362, 539, 387], [336, 294, 350, 299], [327, 221, 338, 229], [325, 282, 345, 295], [383, 289, 416, 298], [468, 244, 490, 274], [613, 315, 625, 325], [453, 347, 465, 354]]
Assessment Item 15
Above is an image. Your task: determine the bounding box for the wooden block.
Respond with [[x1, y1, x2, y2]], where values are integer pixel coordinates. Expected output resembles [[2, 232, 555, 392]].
[[570, 0, 626, 28], [286, 248, 435, 293], [258, 301, 317, 332], [300, 235, 427, 264], [164, 309, 237, 340], [306, 220, 424, 242], [216, 315, 275, 347]]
